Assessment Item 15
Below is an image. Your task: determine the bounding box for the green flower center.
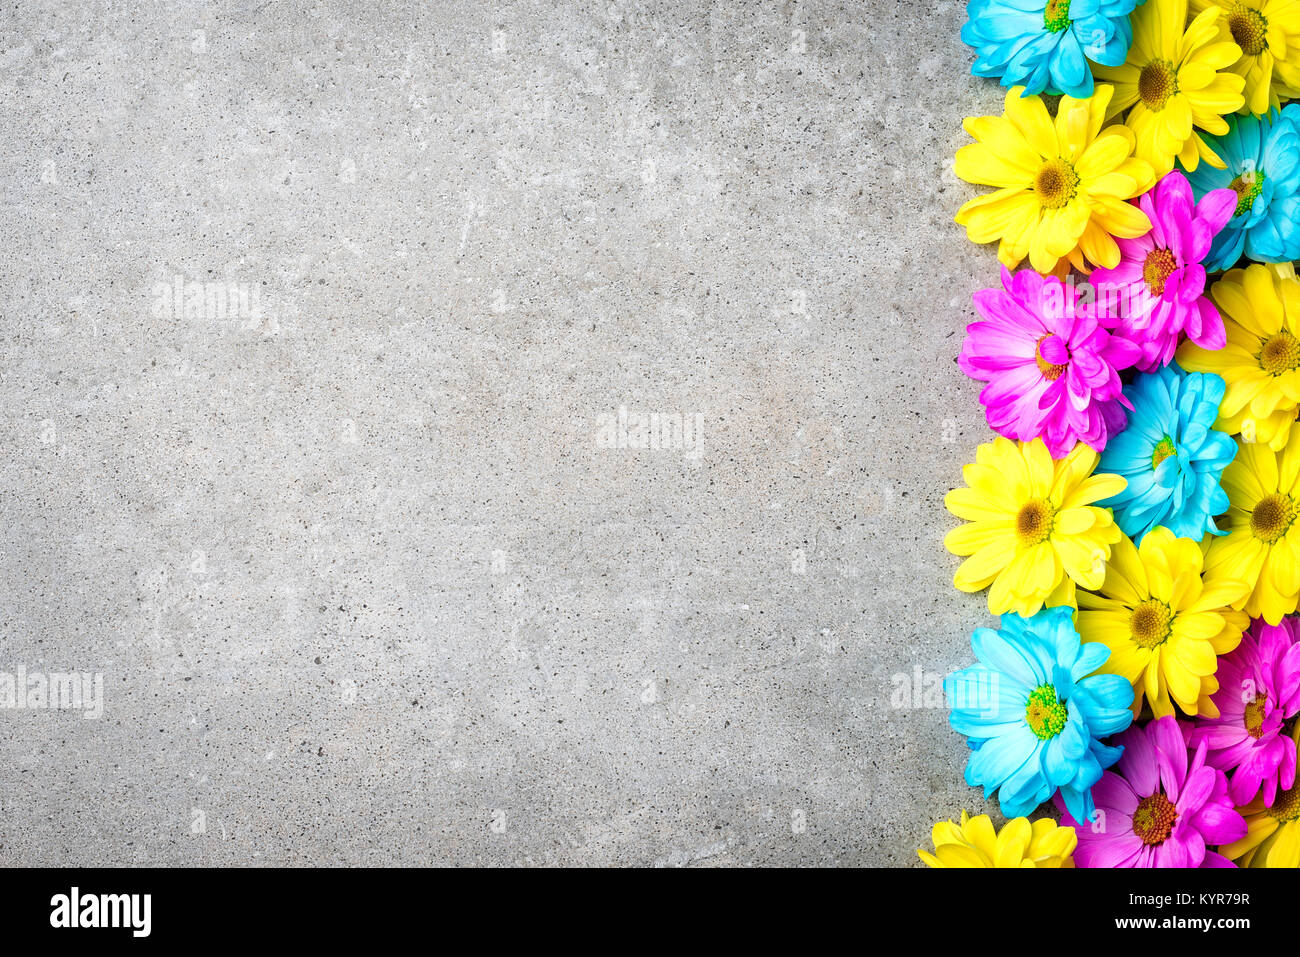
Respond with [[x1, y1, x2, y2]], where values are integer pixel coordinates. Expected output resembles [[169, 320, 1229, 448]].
[[1230, 169, 1266, 218], [1035, 158, 1080, 210], [1251, 493, 1297, 544], [1229, 4, 1270, 57], [1130, 599, 1173, 650], [1132, 793, 1178, 846], [1143, 248, 1178, 297], [1258, 329, 1300, 374], [1138, 59, 1179, 111], [1244, 692, 1269, 739], [1151, 436, 1177, 470], [1015, 499, 1056, 546], [1044, 0, 1072, 32], [1025, 685, 1069, 740], [1269, 783, 1300, 822]]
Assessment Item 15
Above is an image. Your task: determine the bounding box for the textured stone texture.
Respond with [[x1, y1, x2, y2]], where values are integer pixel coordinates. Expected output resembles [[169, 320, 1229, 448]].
[[0, 0, 1010, 865]]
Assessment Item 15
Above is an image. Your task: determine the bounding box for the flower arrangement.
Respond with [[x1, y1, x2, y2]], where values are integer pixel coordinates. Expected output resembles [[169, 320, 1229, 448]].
[[925, 0, 1300, 867]]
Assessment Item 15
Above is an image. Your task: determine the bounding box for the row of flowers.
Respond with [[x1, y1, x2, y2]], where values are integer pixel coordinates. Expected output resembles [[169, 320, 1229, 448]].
[[924, 0, 1300, 867]]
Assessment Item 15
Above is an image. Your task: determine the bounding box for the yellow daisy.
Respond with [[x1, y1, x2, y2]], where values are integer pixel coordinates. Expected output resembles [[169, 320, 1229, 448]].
[[1204, 438, 1300, 624], [918, 811, 1075, 868], [1192, 0, 1300, 114], [945, 437, 1126, 617], [1094, 0, 1247, 176], [1076, 527, 1249, 718], [1177, 264, 1300, 451], [1220, 724, 1300, 867], [954, 85, 1155, 274]]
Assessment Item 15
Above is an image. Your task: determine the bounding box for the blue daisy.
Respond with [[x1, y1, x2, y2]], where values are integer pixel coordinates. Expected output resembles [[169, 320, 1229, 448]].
[[962, 0, 1145, 98], [945, 606, 1133, 823], [1183, 106, 1300, 272], [1096, 365, 1236, 546]]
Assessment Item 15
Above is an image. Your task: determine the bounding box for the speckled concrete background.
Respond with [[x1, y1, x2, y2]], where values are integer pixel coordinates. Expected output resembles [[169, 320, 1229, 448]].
[[0, 0, 1010, 866]]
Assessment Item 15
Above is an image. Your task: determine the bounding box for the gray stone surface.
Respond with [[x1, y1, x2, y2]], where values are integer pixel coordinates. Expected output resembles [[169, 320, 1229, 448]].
[[0, 0, 1013, 866]]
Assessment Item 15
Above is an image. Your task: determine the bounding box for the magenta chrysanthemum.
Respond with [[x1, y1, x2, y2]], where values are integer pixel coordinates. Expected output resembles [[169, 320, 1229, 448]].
[[1090, 172, 1237, 372], [1188, 618, 1300, 807], [1060, 717, 1246, 868], [959, 267, 1140, 458]]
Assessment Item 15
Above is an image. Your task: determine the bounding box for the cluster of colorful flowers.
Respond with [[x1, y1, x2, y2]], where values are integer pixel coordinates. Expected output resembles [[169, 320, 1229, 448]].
[[922, 0, 1300, 868]]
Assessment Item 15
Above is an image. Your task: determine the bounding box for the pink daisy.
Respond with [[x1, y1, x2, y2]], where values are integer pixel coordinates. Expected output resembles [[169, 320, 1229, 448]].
[[1090, 171, 1237, 372], [1060, 717, 1246, 868], [1188, 618, 1300, 807], [959, 267, 1140, 458]]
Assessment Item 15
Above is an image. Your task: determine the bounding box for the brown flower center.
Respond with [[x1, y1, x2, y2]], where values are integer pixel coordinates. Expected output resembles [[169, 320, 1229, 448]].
[[1130, 600, 1173, 650], [1131, 793, 1178, 846], [1259, 330, 1300, 375], [1269, 783, 1300, 822], [1143, 248, 1178, 296], [1138, 60, 1178, 111], [1035, 159, 1080, 210], [1229, 4, 1270, 57], [1016, 499, 1055, 546], [1251, 494, 1297, 543], [1244, 692, 1269, 739]]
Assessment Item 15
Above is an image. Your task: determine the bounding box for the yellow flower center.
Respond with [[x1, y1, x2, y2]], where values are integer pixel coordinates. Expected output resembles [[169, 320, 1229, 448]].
[[1035, 334, 1069, 380], [1152, 436, 1177, 470], [1230, 169, 1267, 217], [1138, 60, 1179, 111], [1269, 783, 1300, 822], [1251, 493, 1297, 543], [1244, 691, 1269, 738], [1131, 793, 1178, 845], [1025, 685, 1069, 740], [1229, 3, 1270, 57], [1034, 158, 1080, 210], [1044, 0, 1072, 32], [1130, 599, 1173, 649], [1016, 499, 1056, 546], [1143, 248, 1178, 297], [1258, 330, 1300, 374]]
